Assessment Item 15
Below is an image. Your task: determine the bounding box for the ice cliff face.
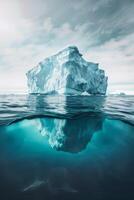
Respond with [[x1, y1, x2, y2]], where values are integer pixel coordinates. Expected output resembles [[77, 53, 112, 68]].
[[26, 46, 108, 95]]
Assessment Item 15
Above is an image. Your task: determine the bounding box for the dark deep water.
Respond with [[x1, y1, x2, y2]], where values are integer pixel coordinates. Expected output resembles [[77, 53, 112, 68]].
[[0, 94, 134, 200]]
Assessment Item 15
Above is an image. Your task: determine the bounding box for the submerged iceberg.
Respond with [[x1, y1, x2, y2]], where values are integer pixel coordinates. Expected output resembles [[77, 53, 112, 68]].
[[37, 116, 102, 153], [26, 46, 108, 95]]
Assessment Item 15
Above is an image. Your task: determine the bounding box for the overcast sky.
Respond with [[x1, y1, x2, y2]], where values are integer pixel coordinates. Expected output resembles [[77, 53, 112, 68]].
[[0, 0, 134, 94]]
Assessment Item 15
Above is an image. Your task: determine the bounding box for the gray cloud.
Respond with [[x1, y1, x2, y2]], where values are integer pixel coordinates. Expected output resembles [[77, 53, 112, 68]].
[[18, 0, 134, 47]]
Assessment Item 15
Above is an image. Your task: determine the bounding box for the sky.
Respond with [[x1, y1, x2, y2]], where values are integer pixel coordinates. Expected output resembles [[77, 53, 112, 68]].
[[0, 0, 134, 94]]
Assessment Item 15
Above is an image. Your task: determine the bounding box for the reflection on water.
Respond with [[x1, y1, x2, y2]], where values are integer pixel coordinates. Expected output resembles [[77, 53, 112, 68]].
[[0, 114, 134, 199], [0, 94, 106, 125], [27, 94, 106, 118], [1, 94, 134, 125]]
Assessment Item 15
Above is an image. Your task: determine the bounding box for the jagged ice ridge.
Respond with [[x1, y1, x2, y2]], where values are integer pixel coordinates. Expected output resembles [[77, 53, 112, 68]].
[[26, 46, 108, 95]]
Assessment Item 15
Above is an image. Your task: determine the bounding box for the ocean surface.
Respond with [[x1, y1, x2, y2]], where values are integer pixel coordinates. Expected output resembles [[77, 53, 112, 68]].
[[0, 94, 134, 200]]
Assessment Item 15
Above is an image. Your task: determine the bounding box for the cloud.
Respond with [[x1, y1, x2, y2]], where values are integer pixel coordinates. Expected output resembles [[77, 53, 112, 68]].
[[43, 17, 53, 32], [85, 33, 134, 91]]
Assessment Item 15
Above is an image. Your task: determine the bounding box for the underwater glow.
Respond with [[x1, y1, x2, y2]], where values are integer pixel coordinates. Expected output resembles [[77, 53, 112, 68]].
[[0, 94, 134, 199]]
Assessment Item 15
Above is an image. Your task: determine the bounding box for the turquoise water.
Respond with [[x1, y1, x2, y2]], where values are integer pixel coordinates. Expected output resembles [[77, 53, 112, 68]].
[[0, 95, 134, 200]]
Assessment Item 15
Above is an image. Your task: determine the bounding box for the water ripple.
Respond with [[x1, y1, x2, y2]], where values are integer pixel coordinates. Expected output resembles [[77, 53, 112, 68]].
[[0, 94, 134, 125]]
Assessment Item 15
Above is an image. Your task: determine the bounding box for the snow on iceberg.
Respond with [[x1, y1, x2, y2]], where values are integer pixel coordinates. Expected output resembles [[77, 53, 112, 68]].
[[26, 46, 108, 95]]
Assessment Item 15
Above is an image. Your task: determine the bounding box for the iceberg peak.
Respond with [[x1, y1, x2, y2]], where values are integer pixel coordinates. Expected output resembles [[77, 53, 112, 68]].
[[26, 46, 108, 95]]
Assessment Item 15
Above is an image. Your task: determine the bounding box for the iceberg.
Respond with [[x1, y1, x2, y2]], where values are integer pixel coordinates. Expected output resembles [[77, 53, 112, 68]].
[[26, 46, 108, 95]]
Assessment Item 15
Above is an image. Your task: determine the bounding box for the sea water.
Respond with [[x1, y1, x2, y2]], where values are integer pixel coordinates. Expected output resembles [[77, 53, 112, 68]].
[[0, 94, 134, 200]]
